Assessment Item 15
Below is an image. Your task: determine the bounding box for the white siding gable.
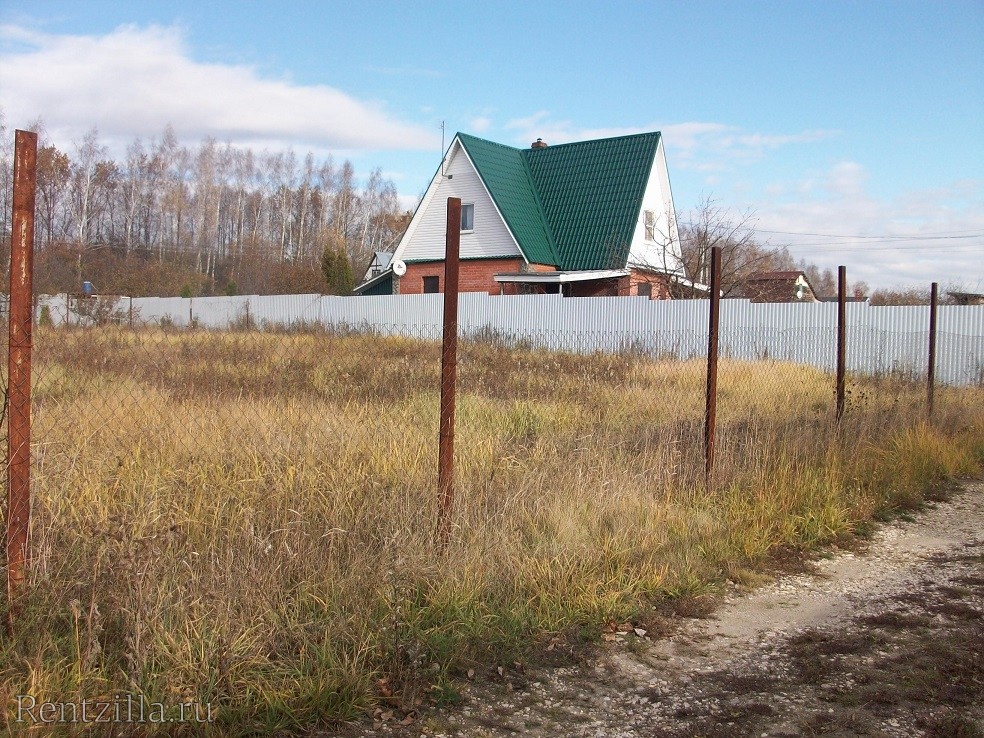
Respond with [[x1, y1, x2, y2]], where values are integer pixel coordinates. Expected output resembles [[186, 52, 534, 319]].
[[392, 140, 524, 263], [626, 139, 683, 275]]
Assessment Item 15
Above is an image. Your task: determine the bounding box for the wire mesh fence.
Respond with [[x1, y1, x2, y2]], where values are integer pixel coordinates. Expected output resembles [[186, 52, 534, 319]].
[[4, 288, 984, 729], [8, 295, 980, 554], [17, 298, 980, 536]]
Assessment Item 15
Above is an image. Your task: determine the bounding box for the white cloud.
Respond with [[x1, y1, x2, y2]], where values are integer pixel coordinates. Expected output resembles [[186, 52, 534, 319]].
[[501, 112, 839, 172], [469, 116, 493, 134], [748, 164, 984, 289], [0, 24, 438, 155]]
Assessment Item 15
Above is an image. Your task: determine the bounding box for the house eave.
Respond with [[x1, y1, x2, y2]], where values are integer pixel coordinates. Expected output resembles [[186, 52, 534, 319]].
[[353, 268, 394, 293], [493, 269, 629, 284], [669, 274, 710, 293]]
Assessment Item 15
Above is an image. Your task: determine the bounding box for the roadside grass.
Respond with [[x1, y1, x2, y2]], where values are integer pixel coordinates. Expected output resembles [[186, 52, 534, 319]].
[[2, 326, 983, 734]]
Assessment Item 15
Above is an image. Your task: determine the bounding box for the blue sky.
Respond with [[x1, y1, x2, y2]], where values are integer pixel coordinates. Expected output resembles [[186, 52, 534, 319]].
[[1, 0, 982, 289]]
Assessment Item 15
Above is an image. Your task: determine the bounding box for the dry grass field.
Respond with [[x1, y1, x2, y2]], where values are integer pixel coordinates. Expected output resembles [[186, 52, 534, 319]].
[[2, 326, 982, 735]]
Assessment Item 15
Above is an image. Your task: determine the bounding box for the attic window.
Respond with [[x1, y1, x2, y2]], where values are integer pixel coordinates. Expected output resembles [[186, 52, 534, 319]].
[[644, 210, 656, 241], [461, 203, 475, 232]]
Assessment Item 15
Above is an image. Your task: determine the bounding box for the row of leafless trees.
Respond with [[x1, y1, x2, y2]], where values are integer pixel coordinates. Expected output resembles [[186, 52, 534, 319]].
[[0, 113, 411, 293], [672, 197, 872, 300], [675, 200, 964, 304]]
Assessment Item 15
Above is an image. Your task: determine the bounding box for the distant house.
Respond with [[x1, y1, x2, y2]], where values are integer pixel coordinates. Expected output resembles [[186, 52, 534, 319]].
[[354, 131, 687, 298], [363, 251, 393, 281], [741, 271, 819, 303]]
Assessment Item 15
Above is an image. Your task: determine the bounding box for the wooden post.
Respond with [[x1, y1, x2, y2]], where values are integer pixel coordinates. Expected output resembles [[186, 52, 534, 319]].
[[927, 282, 938, 418], [836, 265, 847, 421], [437, 198, 461, 547], [6, 130, 38, 630], [703, 246, 722, 477]]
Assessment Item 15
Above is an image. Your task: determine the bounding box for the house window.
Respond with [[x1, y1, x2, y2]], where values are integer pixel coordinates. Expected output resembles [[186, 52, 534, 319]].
[[637, 282, 652, 298], [461, 203, 475, 231], [422, 275, 440, 293], [644, 210, 656, 241]]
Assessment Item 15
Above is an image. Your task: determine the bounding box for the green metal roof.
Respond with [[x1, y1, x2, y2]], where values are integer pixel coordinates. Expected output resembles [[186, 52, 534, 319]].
[[456, 134, 558, 266], [456, 131, 661, 271]]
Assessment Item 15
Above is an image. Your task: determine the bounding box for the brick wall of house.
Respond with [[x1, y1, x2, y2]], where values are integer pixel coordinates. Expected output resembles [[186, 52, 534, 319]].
[[567, 278, 623, 297], [521, 262, 558, 273], [394, 260, 672, 299], [565, 271, 671, 299], [400, 258, 526, 295], [627, 270, 672, 300]]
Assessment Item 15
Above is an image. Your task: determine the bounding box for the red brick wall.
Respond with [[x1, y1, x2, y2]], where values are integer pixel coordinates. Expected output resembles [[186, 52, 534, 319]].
[[627, 270, 672, 300], [399, 258, 525, 295], [396, 261, 672, 300], [567, 278, 622, 297], [565, 272, 671, 299]]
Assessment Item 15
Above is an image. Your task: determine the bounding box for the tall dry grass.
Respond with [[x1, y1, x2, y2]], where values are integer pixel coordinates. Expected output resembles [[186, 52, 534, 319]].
[[2, 326, 982, 734]]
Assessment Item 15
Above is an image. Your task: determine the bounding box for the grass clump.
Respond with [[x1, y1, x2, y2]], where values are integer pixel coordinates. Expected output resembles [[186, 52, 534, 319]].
[[1, 326, 982, 734]]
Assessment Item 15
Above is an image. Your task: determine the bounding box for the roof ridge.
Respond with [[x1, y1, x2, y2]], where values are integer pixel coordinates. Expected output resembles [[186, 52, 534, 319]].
[[521, 131, 661, 270], [455, 132, 520, 153], [517, 145, 560, 265], [524, 130, 661, 152]]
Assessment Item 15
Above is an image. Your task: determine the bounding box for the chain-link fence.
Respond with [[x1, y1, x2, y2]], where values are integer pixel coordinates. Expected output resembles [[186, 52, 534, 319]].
[[4, 288, 984, 731]]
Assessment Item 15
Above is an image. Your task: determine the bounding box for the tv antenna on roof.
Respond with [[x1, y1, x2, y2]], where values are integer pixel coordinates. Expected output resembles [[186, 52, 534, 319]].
[[441, 121, 452, 179]]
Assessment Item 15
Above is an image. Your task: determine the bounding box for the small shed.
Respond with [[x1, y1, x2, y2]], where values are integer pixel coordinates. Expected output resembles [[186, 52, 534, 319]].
[[948, 291, 984, 306]]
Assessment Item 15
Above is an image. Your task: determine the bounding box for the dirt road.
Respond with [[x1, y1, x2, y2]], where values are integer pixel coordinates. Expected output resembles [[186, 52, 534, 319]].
[[351, 481, 984, 738]]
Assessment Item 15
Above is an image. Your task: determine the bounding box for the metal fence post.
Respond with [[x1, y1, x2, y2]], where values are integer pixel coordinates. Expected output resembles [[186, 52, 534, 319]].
[[437, 197, 461, 547], [836, 266, 847, 421], [6, 130, 38, 630], [927, 282, 938, 419], [704, 246, 722, 477]]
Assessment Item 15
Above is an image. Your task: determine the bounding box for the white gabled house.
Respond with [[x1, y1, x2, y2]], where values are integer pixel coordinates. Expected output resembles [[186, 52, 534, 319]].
[[355, 131, 686, 298]]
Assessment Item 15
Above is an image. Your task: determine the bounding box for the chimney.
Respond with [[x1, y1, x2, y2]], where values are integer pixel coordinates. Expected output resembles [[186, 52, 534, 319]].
[[531, 138, 548, 149]]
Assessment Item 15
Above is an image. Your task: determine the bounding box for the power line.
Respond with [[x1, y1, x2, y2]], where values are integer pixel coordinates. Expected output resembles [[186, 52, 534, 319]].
[[754, 228, 984, 240], [679, 223, 984, 244], [761, 239, 983, 249], [777, 244, 982, 253]]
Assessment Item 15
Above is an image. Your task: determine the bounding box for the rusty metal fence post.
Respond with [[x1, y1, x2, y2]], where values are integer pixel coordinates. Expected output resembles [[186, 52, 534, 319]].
[[927, 282, 938, 419], [703, 246, 722, 477], [835, 265, 847, 421], [437, 197, 461, 547], [6, 130, 38, 630]]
